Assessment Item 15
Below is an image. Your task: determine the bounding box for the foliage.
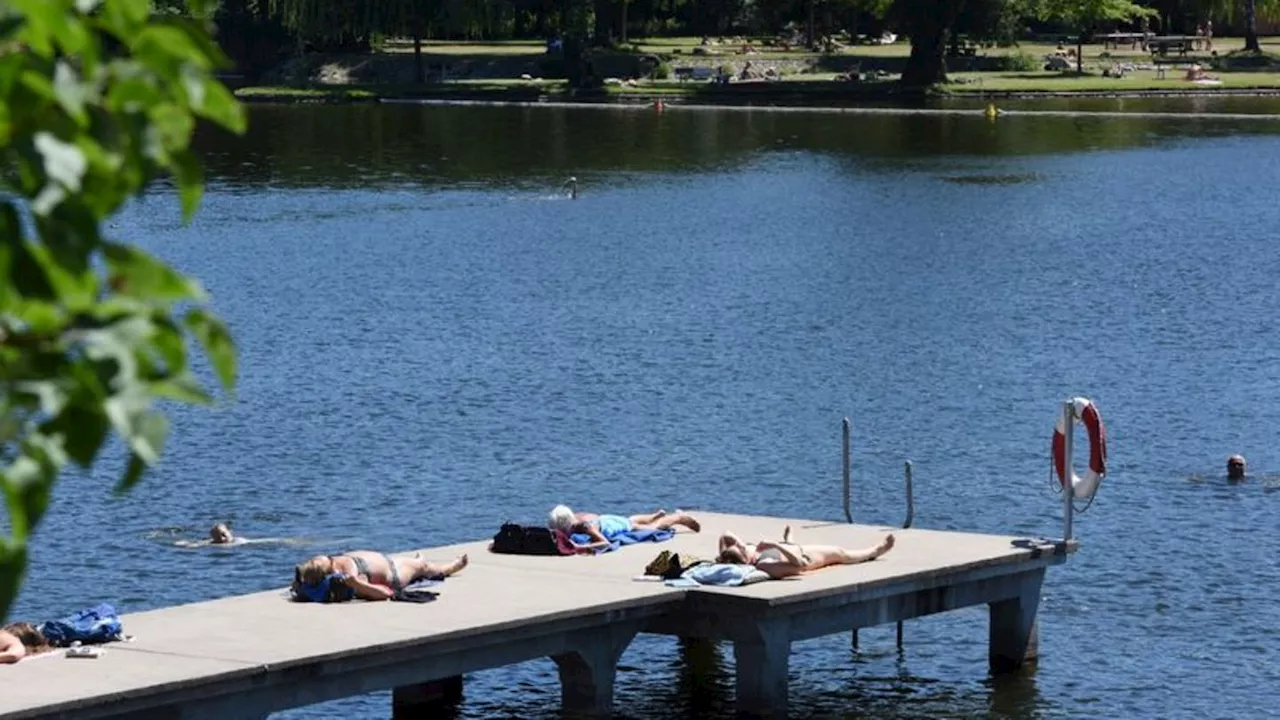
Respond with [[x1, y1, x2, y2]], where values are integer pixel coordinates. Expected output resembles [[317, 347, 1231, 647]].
[[652, 60, 672, 78], [1000, 50, 1043, 70], [0, 0, 244, 622]]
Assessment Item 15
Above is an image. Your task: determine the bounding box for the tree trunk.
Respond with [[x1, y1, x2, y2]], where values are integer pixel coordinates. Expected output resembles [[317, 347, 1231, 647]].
[[901, 13, 948, 86], [807, 0, 816, 47], [1245, 0, 1260, 51], [592, 0, 612, 46], [620, 0, 628, 44], [1075, 31, 1083, 74], [413, 32, 424, 83]]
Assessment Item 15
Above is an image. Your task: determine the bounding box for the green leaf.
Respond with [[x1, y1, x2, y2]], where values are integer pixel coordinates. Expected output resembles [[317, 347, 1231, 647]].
[[152, 373, 213, 405], [49, 402, 110, 468], [184, 308, 236, 393], [52, 61, 91, 125], [103, 242, 206, 303], [133, 25, 213, 70], [170, 148, 203, 220], [192, 75, 246, 134], [115, 451, 147, 494], [133, 409, 168, 464], [147, 102, 194, 154]]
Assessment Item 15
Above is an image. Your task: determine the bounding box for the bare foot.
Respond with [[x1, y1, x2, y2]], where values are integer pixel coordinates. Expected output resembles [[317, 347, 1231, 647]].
[[681, 514, 701, 533], [654, 508, 667, 518], [442, 554, 469, 576], [871, 534, 895, 559]]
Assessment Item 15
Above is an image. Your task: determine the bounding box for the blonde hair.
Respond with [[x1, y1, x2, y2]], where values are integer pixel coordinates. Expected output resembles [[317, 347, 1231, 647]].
[[3, 623, 49, 653], [548, 505, 575, 531], [296, 556, 332, 585]]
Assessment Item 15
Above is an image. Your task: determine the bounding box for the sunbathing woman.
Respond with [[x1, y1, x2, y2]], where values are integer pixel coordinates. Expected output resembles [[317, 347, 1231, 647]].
[[0, 623, 51, 664], [548, 505, 702, 551], [293, 550, 468, 602], [717, 525, 895, 579]]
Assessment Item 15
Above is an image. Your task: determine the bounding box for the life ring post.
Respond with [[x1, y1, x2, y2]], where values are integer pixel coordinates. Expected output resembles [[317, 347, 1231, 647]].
[[1060, 400, 1075, 541]]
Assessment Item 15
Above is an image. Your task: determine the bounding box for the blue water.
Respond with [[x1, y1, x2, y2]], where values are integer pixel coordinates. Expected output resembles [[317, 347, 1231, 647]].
[[15, 105, 1280, 718]]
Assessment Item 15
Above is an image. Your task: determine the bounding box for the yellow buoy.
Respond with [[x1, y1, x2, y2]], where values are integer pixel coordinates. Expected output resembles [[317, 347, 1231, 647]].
[[984, 103, 1000, 118]]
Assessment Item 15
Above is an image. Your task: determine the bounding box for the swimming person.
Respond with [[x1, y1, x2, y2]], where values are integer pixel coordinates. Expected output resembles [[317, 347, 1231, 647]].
[[293, 550, 469, 602], [1228, 455, 1247, 481], [209, 523, 236, 544], [716, 525, 895, 579], [547, 505, 701, 551]]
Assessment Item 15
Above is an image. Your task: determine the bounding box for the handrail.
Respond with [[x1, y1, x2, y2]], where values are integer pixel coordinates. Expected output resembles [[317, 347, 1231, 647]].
[[842, 417, 852, 523], [897, 460, 915, 649]]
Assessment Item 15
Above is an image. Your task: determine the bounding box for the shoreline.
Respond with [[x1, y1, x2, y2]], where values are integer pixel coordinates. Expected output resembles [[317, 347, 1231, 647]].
[[234, 84, 1280, 108]]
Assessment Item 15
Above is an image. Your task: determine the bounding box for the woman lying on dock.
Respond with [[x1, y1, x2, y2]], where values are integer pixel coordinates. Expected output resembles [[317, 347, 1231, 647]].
[[716, 525, 895, 579], [0, 623, 51, 664], [548, 505, 702, 551], [292, 550, 469, 602]]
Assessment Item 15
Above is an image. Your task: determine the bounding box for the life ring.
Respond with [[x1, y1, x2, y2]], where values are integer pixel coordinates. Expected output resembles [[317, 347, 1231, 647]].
[[1052, 397, 1107, 500]]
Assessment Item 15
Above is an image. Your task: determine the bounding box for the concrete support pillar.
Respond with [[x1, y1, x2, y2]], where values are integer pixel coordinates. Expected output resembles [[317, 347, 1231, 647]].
[[732, 619, 792, 720], [988, 568, 1045, 674], [551, 625, 639, 719], [391, 676, 464, 719]]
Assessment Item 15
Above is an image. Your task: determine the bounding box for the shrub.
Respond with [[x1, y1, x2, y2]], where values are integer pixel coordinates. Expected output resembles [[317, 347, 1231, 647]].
[[653, 62, 672, 80], [1000, 51, 1041, 72]]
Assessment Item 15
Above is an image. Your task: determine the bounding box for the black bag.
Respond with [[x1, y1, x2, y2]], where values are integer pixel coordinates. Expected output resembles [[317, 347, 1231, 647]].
[[490, 523, 562, 555]]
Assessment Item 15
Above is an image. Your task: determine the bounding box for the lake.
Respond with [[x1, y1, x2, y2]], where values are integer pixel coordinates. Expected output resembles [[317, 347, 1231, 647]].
[[15, 101, 1280, 719]]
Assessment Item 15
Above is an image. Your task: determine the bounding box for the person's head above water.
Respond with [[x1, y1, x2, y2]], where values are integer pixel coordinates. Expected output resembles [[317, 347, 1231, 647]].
[[209, 523, 234, 544], [548, 505, 575, 531], [1227, 455, 1247, 480]]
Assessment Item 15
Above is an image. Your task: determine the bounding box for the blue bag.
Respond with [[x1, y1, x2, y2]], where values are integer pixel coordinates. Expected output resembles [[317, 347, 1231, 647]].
[[290, 572, 356, 603], [38, 603, 124, 647]]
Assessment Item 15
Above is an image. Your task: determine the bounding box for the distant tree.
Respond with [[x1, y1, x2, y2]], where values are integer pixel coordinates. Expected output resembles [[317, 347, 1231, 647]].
[[1039, 0, 1155, 72], [266, 0, 432, 80], [0, 0, 244, 622]]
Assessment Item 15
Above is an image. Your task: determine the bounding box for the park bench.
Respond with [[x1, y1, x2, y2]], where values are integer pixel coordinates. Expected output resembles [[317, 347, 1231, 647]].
[[1148, 36, 1193, 57]]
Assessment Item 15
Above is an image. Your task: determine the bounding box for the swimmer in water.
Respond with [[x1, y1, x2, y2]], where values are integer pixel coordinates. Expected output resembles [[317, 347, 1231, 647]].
[[1227, 454, 1247, 481], [210, 522, 236, 544]]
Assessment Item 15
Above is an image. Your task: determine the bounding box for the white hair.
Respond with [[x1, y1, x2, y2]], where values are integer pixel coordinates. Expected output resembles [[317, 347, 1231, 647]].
[[548, 505, 575, 531]]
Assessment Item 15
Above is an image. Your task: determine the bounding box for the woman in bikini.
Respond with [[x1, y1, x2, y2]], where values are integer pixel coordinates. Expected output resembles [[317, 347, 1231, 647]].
[[293, 550, 468, 601], [547, 505, 702, 551], [717, 525, 895, 579]]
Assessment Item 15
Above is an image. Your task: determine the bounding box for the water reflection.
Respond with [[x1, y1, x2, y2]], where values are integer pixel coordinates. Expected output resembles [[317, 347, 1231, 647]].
[[194, 104, 1280, 192]]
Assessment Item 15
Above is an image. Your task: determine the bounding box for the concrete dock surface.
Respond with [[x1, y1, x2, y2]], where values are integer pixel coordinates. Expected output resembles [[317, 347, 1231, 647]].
[[0, 510, 1072, 719]]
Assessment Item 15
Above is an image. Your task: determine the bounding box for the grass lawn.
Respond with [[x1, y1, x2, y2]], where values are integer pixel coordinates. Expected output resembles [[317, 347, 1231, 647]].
[[240, 36, 1280, 101], [947, 70, 1280, 93]]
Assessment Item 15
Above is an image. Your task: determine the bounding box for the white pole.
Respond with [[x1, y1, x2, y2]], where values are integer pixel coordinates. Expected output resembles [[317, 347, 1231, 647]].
[[1061, 400, 1075, 541]]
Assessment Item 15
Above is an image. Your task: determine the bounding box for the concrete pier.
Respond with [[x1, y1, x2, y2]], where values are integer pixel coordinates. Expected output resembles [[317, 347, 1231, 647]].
[[0, 511, 1072, 719]]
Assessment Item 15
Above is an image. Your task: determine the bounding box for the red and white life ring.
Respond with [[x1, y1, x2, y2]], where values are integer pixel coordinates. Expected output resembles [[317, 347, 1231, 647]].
[[1052, 397, 1108, 500]]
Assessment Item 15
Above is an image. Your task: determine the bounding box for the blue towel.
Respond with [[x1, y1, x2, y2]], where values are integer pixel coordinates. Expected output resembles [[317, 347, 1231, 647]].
[[570, 528, 675, 554], [664, 563, 770, 587]]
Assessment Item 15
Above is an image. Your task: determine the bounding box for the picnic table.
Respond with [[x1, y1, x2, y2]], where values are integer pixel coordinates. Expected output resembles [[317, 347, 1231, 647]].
[[1147, 35, 1196, 57], [1098, 32, 1147, 50]]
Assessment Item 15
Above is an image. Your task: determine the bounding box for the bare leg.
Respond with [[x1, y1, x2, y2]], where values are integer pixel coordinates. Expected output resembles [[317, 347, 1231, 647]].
[[637, 511, 700, 533], [628, 509, 667, 526], [407, 554, 469, 582], [833, 534, 895, 565]]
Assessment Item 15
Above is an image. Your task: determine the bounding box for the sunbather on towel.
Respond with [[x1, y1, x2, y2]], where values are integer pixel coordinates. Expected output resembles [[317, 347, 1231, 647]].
[[716, 525, 894, 580], [548, 505, 701, 551], [294, 550, 468, 601], [0, 623, 51, 664]]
